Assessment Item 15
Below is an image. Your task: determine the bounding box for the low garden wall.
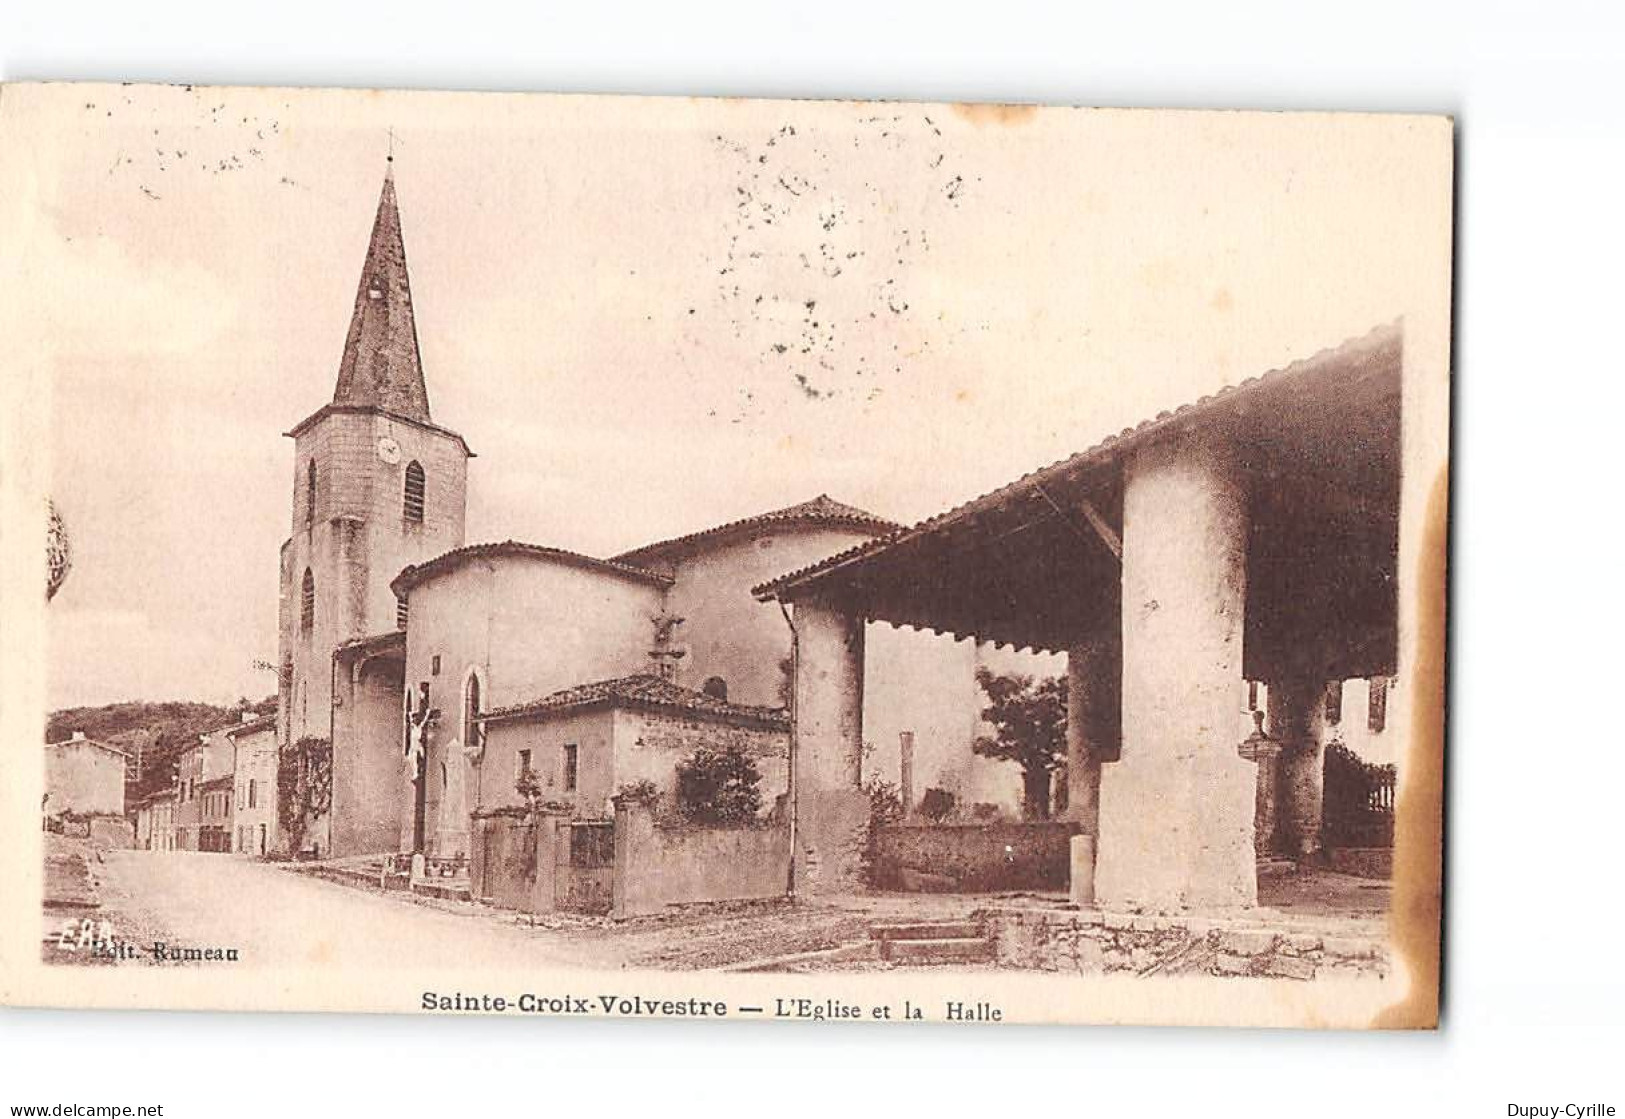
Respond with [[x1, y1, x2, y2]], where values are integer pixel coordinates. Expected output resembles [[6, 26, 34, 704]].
[[1325, 847, 1393, 879], [612, 799, 790, 918], [88, 817, 134, 849], [470, 810, 544, 912], [871, 821, 1078, 892]]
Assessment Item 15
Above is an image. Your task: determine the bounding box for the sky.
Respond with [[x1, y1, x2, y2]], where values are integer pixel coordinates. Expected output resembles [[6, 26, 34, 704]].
[[6, 85, 1451, 709]]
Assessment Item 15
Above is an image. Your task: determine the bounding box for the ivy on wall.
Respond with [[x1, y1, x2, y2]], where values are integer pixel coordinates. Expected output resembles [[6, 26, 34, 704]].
[[277, 735, 333, 855]]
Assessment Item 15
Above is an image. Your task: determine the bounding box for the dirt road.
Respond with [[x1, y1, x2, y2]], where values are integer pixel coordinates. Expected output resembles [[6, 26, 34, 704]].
[[86, 850, 626, 970]]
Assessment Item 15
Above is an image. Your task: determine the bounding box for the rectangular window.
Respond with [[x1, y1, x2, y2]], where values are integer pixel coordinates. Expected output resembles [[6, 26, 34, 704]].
[[563, 744, 578, 792], [1246, 680, 1259, 711], [431, 654, 441, 676], [1324, 681, 1343, 726], [517, 749, 532, 781], [1368, 677, 1390, 734], [249, 779, 256, 809]]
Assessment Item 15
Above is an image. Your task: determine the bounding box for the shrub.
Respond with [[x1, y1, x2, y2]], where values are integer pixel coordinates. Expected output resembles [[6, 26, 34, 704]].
[[674, 744, 762, 827], [861, 777, 905, 887], [614, 779, 662, 807], [919, 786, 956, 823]]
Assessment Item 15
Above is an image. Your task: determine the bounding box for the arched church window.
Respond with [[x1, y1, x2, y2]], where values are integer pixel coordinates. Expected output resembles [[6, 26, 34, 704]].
[[300, 568, 315, 633], [702, 676, 729, 702], [305, 459, 317, 527], [463, 672, 483, 752], [403, 461, 426, 523]]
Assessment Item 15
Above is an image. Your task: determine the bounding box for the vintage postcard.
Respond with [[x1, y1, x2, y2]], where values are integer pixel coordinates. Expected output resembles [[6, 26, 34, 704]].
[[0, 83, 1451, 1027]]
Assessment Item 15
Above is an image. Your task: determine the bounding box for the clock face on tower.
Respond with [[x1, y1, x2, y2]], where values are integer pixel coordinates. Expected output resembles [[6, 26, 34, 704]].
[[376, 436, 402, 465]]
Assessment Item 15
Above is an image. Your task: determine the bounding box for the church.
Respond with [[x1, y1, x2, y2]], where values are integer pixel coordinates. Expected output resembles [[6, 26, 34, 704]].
[[274, 166, 1002, 865]]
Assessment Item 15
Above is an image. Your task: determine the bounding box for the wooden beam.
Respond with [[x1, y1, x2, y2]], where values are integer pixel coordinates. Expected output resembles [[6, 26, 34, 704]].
[[1075, 496, 1123, 561], [1034, 484, 1122, 562]]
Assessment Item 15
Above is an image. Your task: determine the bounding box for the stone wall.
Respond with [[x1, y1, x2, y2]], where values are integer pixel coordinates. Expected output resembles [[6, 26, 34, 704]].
[[795, 786, 870, 895], [612, 799, 790, 918], [1325, 847, 1393, 879], [980, 906, 1387, 981], [871, 822, 1078, 892], [469, 810, 549, 913], [331, 656, 407, 857], [88, 817, 134, 849]]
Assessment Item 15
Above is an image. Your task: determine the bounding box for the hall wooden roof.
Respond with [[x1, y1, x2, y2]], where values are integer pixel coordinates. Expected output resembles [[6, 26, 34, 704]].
[[754, 323, 1403, 673]]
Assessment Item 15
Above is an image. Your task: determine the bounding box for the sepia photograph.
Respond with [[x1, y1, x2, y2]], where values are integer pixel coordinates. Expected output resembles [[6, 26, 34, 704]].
[[2, 82, 1450, 1029]]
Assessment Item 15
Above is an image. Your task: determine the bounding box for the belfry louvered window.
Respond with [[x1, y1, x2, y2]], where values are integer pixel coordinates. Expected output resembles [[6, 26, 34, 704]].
[[395, 591, 409, 630], [300, 568, 315, 633], [403, 461, 425, 523]]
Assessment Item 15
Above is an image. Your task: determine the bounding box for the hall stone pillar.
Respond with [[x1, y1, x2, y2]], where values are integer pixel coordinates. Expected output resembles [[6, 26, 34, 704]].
[[1095, 428, 1258, 911], [1065, 628, 1120, 905], [1238, 710, 1284, 856], [1266, 677, 1328, 857], [791, 596, 867, 894]]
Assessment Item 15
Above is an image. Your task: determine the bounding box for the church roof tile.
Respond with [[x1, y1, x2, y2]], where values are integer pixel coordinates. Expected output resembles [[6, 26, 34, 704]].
[[480, 674, 788, 730], [610, 494, 899, 567], [390, 541, 672, 597]]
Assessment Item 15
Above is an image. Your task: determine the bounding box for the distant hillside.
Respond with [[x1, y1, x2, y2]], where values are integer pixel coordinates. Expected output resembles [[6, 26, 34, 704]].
[[48, 697, 277, 802]]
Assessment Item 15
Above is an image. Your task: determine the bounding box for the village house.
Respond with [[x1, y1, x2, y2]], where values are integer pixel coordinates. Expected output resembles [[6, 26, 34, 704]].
[[134, 788, 177, 851], [477, 674, 791, 820], [227, 713, 277, 856], [197, 774, 234, 853], [174, 732, 234, 852], [43, 732, 126, 818]]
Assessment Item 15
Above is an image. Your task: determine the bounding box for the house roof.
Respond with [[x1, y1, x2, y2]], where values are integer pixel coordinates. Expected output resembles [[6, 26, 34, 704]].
[[223, 715, 277, 739], [45, 736, 127, 758], [391, 541, 673, 597], [610, 494, 900, 568], [480, 673, 789, 731], [754, 322, 1403, 608]]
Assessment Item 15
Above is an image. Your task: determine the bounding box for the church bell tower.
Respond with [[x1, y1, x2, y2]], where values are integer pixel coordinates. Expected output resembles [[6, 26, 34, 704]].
[[275, 164, 472, 824]]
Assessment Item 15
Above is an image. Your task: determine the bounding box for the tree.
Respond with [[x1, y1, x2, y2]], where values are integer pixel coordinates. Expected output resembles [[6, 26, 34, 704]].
[[972, 667, 1068, 821], [674, 744, 763, 827]]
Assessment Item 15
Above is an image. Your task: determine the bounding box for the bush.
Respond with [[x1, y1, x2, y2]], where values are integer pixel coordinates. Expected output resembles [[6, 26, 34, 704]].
[[861, 777, 905, 887], [674, 744, 762, 827], [919, 786, 956, 823], [614, 779, 662, 807]]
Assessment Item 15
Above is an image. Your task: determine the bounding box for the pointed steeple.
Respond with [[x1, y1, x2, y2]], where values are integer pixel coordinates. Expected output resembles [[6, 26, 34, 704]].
[[332, 167, 432, 422]]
